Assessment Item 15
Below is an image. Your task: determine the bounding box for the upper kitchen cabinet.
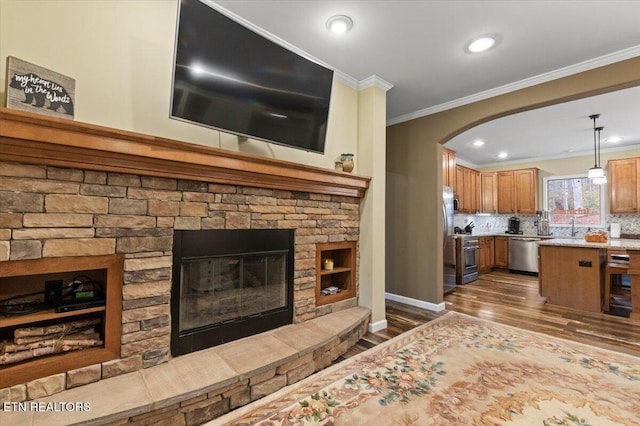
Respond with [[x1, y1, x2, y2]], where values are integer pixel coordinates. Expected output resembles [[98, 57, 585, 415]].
[[497, 168, 538, 214], [442, 148, 456, 190], [479, 172, 498, 213], [456, 164, 479, 213], [609, 157, 639, 213]]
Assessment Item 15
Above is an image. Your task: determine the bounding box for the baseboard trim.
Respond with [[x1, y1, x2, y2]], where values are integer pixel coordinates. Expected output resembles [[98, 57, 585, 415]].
[[385, 292, 446, 312], [368, 319, 388, 333]]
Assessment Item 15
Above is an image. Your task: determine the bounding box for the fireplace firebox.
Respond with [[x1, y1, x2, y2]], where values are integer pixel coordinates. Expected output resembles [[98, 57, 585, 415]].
[[171, 229, 294, 356]]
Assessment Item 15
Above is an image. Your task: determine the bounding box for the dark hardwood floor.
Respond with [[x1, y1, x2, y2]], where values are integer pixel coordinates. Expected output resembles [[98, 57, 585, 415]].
[[340, 270, 640, 361]]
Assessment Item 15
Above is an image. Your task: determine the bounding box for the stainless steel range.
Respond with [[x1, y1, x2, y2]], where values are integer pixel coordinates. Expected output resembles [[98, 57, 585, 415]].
[[456, 235, 479, 284]]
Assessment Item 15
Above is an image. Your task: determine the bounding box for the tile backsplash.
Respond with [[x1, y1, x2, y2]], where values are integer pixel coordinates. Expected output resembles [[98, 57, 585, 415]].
[[454, 213, 640, 238]]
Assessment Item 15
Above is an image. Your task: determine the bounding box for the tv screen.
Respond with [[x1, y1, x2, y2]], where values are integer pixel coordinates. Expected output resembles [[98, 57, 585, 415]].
[[171, 0, 334, 154]]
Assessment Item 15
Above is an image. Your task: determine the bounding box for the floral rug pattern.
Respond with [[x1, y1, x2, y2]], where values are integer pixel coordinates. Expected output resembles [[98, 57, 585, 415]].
[[210, 312, 640, 426]]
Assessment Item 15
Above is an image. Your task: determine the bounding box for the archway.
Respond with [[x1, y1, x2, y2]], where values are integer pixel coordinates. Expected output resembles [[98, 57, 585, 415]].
[[385, 56, 640, 307]]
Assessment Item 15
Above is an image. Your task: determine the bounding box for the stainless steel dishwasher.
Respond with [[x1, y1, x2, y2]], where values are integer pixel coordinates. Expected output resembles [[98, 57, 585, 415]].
[[509, 237, 541, 275]]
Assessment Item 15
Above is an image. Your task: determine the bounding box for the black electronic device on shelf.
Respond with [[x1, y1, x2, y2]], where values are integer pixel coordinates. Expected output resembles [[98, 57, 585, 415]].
[[54, 276, 105, 313]]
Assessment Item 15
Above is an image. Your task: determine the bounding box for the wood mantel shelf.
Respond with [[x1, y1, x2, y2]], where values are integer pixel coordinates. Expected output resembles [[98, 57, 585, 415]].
[[0, 108, 370, 198]]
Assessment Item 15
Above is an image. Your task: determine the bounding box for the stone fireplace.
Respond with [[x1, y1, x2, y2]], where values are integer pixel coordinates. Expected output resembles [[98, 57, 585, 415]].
[[0, 108, 369, 399], [171, 229, 294, 355]]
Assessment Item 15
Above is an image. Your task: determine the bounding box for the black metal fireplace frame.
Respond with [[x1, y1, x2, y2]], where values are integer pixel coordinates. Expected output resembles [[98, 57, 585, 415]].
[[171, 229, 294, 356]]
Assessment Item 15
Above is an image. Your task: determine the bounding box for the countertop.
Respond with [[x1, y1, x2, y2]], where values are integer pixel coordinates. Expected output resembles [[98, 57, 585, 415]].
[[453, 233, 640, 250], [539, 238, 640, 250], [454, 232, 554, 239]]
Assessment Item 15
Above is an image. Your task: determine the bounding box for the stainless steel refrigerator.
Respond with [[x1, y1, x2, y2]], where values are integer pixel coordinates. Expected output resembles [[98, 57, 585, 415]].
[[443, 186, 456, 293]]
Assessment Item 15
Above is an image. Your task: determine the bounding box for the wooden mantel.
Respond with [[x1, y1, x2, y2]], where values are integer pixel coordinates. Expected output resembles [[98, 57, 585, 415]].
[[0, 108, 370, 198]]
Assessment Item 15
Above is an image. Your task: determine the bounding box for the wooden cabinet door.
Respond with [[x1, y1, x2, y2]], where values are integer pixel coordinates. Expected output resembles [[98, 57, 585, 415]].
[[447, 151, 456, 189], [470, 169, 479, 214], [455, 165, 464, 210], [514, 168, 538, 214], [462, 167, 473, 213], [487, 236, 495, 268], [480, 172, 497, 213], [442, 148, 456, 189], [456, 165, 475, 213], [478, 237, 487, 273], [478, 237, 495, 274], [494, 236, 509, 268], [610, 158, 639, 213], [497, 171, 515, 214]]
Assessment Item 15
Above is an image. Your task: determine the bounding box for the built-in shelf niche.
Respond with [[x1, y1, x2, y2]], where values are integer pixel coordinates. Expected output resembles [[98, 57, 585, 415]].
[[0, 254, 123, 388], [315, 241, 356, 306]]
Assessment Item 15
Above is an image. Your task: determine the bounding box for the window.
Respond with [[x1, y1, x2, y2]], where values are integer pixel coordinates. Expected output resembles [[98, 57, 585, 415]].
[[543, 175, 605, 228]]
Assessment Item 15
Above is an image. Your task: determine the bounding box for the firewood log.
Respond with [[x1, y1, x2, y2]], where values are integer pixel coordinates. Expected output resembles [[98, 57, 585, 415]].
[[13, 328, 99, 345], [14, 318, 100, 339], [0, 339, 103, 365], [2, 334, 101, 353]]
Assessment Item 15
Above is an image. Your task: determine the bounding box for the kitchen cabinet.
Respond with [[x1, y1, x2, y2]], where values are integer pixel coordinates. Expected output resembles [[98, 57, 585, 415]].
[[494, 236, 509, 268], [539, 245, 604, 313], [478, 236, 495, 274], [456, 165, 479, 213], [497, 168, 538, 214], [609, 157, 639, 213], [479, 172, 497, 213], [442, 148, 456, 189]]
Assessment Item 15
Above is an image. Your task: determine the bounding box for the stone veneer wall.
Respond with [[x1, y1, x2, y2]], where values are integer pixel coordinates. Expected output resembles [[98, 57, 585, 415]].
[[0, 160, 361, 399]]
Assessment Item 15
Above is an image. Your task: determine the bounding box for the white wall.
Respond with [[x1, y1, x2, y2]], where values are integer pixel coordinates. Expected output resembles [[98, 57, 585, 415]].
[[0, 0, 358, 170]]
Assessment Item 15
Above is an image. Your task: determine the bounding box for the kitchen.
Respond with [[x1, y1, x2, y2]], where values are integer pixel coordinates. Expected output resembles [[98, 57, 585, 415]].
[[442, 86, 640, 319]]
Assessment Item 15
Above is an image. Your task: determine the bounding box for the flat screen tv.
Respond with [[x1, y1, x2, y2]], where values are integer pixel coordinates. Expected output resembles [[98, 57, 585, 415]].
[[170, 0, 334, 154]]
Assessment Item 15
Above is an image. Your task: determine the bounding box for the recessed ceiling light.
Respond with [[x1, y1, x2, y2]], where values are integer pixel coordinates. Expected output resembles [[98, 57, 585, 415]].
[[605, 136, 624, 143], [326, 15, 353, 35], [473, 140, 485, 147], [497, 152, 508, 159], [466, 36, 497, 53]]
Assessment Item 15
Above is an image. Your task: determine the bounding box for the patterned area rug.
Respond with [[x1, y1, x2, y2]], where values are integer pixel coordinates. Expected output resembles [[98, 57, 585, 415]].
[[209, 312, 640, 426]]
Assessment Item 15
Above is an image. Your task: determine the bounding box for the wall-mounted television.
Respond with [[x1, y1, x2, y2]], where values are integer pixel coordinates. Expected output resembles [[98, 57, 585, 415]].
[[170, 0, 334, 154]]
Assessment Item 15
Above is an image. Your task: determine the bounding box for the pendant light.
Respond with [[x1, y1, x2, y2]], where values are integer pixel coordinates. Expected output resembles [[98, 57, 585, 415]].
[[592, 125, 607, 185], [587, 114, 604, 179]]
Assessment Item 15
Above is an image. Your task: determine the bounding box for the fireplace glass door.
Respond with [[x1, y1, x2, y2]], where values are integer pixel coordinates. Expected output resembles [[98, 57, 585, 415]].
[[171, 228, 294, 356], [179, 253, 287, 333]]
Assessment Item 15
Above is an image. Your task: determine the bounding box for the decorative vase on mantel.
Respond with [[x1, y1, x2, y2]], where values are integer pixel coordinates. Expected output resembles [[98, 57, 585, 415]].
[[340, 153, 354, 173]]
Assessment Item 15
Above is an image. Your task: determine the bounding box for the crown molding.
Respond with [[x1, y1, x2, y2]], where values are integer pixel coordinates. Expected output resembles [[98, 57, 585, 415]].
[[387, 45, 640, 127], [359, 75, 394, 92], [469, 144, 640, 169], [333, 72, 360, 89]]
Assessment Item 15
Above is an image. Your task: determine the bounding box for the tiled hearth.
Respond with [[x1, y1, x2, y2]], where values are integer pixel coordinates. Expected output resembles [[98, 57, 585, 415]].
[[0, 108, 370, 405]]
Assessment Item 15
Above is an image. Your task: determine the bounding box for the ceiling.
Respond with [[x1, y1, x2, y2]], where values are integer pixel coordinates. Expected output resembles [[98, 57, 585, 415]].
[[211, 0, 640, 164], [446, 85, 640, 167]]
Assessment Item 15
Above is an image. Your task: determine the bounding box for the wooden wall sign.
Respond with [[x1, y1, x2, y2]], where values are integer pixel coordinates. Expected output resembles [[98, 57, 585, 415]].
[[5, 56, 75, 119]]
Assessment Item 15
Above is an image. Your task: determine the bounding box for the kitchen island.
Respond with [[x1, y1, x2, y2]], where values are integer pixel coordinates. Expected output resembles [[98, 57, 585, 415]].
[[539, 238, 640, 320]]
